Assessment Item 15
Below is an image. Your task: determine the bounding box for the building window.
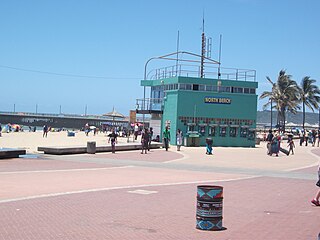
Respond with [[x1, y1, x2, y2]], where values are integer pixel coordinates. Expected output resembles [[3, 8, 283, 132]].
[[250, 88, 256, 94], [179, 84, 192, 90], [230, 127, 237, 137], [206, 85, 215, 91], [240, 127, 248, 138], [248, 130, 255, 140], [233, 87, 243, 93], [219, 126, 227, 137], [199, 125, 206, 136], [193, 84, 199, 91], [244, 88, 250, 94], [199, 85, 205, 91], [209, 126, 216, 136], [187, 124, 196, 132], [220, 86, 231, 93]]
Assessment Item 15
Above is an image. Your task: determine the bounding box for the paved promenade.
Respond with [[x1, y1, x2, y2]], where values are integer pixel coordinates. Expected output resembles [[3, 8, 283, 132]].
[[0, 140, 319, 239]]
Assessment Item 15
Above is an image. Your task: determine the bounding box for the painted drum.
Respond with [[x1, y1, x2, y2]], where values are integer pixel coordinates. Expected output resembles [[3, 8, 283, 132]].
[[196, 200, 222, 218], [196, 185, 224, 231], [197, 185, 223, 200], [196, 216, 223, 231]]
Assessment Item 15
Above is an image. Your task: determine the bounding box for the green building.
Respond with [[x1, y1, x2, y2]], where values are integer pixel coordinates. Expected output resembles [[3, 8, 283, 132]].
[[137, 52, 258, 147]]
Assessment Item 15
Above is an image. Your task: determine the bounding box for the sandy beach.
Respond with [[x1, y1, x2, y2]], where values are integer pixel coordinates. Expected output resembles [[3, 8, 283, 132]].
[[0, 130, 139, 153]]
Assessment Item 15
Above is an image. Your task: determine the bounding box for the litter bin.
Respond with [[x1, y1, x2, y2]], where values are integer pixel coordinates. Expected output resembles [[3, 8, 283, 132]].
[[87, 141, 96, 154], [196, 185, 224, 231], [185, 132, 200, 147]]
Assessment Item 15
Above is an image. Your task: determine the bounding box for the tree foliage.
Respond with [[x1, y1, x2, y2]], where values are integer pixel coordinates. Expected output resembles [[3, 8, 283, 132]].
[[297, 76, 320, 129], [259, 70, 300, 131]]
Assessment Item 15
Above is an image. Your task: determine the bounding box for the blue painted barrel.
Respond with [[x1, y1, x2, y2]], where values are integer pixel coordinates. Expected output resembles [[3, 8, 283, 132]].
[[196, 185, 223, 231]]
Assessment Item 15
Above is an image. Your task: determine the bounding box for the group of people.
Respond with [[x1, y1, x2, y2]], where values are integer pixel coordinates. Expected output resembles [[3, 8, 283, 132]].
[[107, 125, 186, 154], [299, 129, 320, 147], [266, 129, 295, 156]]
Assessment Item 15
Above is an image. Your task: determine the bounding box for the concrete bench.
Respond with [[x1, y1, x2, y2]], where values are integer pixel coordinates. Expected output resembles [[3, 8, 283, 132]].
[[37, 142, 163, 155], [0, 148, 26, 159], [37, 146, 87, 155]]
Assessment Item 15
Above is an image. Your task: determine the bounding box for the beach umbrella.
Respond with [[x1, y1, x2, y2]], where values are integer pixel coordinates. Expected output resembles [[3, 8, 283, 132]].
[[103, 107, 125, 125]]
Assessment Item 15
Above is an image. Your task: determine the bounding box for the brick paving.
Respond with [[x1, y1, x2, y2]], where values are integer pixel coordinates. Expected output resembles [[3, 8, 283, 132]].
[[0, 141, 319, 239]]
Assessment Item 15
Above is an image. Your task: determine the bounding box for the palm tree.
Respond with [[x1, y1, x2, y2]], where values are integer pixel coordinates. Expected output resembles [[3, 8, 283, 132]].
[[298, 76, 320, 130], [260, 70, 300, 132]]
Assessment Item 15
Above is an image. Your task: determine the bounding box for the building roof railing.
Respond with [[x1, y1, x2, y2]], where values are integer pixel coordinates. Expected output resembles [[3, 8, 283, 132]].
[[147, 63, 256, 82]]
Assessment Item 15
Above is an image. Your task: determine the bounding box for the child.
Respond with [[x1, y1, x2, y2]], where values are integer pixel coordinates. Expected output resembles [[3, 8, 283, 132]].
[[206, 138, 213, 155], [287, 138, 295, 155]]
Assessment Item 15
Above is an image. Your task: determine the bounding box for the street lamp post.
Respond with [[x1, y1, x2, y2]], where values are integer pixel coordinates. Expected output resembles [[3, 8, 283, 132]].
[[270, 99, 273, 130], [318, 107, 320, 130]]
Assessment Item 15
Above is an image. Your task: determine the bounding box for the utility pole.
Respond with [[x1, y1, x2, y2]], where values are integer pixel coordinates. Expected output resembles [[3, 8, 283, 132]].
[[270, 99, 273, 130]]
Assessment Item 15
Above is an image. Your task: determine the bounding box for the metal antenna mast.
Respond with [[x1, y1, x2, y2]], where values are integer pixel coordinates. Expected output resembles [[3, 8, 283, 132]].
[[200, 16, 206, 78]]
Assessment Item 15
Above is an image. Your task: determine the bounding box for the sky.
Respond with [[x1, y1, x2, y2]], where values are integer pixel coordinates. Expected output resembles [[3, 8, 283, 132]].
[[0, 0, 319, 116]]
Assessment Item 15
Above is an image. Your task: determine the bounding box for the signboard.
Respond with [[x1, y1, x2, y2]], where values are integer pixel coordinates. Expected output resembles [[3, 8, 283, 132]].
[[204, 97, 231, 104], [129, 110, 136, 123]]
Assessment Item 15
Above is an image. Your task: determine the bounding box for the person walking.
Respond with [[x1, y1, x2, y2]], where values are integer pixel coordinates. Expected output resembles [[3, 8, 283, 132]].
[[300, 130, 305, 146], [43, 125, 48, 138], [287, 138, 295, 155], [141, 128, 149, 154], [163, 126, 171, 151], [0, 123, 2, 137], [108, 129, 118, 154], [85, 123, 90, 136], [311, 165, 320, 206], [134, 123, 139, 140], [176, 129, 183, 151], [205, 137, 213, 155], [305, 131, 310, 146], [266, 129, 274, 155], [312, 130, 317, 147], [148, 127, 153, 151], [270, 131, 280, 157]]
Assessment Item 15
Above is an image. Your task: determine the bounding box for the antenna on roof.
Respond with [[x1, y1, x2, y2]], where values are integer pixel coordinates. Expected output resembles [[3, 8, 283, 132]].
[[200, 13, 206, 78], [176, 30, 180, 76]]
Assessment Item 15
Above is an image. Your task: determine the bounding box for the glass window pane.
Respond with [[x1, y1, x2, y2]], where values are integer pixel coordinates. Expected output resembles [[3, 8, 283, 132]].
[[219, 127, 226, 137], [250, 88, 256, 94], [199, 85, 205, 91], [230, 127, 237, 137]]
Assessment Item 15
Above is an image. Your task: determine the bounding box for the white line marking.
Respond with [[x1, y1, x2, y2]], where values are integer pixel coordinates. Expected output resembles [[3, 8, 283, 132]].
[[127, 189, 158, 195], [0, 166, 134, 175], [0, 176, 257, 204], [285, 148, 319, 172]]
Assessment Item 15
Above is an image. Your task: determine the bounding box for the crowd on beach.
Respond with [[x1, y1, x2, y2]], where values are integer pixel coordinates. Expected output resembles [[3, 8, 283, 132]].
[[262, 128, 320, 157]]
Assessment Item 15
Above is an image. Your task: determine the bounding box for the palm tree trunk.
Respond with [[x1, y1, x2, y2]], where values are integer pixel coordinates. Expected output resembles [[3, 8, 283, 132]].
[[282, 109, 286, 133]]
